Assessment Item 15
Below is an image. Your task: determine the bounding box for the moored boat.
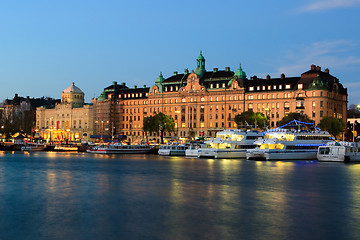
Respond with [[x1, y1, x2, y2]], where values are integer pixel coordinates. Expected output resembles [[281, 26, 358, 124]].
[[88, 143, 153, 154], [317, 141, 360, 163], [54, 144, 79, 152], [197, 129, 262, 159], [158, 144, 189, 156], [246, 120, 332, 161], [21, 143, 46, 152]]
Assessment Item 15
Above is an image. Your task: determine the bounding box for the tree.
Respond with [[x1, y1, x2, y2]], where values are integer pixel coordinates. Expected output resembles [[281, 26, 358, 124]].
[[278, 113, 313, 127], [348, 104, 360, 118], [143, 112, 175, 143], [234, 110, 269, 129], [318, 116, 346, 139]]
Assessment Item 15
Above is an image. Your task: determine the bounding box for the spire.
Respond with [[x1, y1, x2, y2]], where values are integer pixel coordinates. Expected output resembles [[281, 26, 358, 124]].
[[195, 51, 206, 78]]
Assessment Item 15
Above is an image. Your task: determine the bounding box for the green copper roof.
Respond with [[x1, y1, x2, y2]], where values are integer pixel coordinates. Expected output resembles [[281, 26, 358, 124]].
[[155, 72, 164, 84], [195, 51, 206, 78], [97, 91, 106, 101], [308, 74, 329, 90], [197, 51, 205, 60], [234, 64, 247, 79]]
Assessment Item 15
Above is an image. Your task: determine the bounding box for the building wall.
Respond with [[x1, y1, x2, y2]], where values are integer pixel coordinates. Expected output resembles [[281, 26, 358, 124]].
[[93, 64, 347, 142], [36, 103, 94, 142]]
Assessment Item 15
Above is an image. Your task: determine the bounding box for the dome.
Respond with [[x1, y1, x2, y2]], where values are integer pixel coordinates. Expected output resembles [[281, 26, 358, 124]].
[[63, 82, 83, 93]]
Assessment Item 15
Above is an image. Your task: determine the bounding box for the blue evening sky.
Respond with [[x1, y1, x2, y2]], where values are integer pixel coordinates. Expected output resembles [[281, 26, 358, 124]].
[[0, 0, 359, 105]]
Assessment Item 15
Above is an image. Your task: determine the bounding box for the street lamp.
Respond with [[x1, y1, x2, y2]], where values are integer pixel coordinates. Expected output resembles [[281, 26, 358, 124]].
[[175, 110, 180, 140], [264, 107, 271, 127]]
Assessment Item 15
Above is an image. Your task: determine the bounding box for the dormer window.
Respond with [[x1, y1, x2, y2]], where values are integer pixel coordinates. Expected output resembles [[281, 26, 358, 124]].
[[262, 86, 265, 90], [285, 84, 291, 89], [222, 83, 225, 88], [216, 83, 219, 88], [249, 86, 254, 91], [210, 84, 213, 88], [298, 84, 303, 89], [257, 86, 260, 91]]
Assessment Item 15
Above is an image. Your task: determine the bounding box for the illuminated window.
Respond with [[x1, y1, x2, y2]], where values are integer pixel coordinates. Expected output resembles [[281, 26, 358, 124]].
[[298, 84, 303, 89], [285, 84, 291, 89], [249, 86, 254, 91]]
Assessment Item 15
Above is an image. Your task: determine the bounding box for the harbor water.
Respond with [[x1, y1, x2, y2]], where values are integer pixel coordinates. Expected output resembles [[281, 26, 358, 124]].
[[1, 152, 360, 240]]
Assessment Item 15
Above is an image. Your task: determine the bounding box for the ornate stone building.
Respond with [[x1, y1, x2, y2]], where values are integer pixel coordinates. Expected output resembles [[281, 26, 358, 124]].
[[92, 52, 347, 142], [36, 83, 94, 142]]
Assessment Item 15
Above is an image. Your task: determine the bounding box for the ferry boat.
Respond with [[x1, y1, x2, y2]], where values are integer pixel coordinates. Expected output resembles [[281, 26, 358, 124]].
[[246, 120, 332, 161], [21, 143, 46, 152], [88, 143, 153, 154], [158, 144, 189, 156], [317, 141, 360, 163], [197, 129, 262, 159], [185, 142, 206, 157], [54, 144, 79, 151]]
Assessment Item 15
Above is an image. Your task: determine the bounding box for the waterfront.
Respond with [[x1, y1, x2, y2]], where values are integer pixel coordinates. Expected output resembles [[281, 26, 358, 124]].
[[1, 152, 360, 240]]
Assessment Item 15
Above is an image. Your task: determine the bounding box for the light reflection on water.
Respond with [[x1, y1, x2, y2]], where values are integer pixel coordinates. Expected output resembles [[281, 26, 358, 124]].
[[0, 152, 360, 239]]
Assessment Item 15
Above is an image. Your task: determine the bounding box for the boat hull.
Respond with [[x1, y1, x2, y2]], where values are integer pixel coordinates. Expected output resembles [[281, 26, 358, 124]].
[[247, 150, 318, 161]]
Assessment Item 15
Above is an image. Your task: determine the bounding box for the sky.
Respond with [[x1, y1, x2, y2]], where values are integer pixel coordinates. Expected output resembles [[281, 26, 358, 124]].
[[0, 0, 359, 105]]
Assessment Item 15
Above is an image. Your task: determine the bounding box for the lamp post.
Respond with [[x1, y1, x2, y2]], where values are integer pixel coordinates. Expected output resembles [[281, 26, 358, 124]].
[[175, 110, 180, 140], [264, 107, 270, 127]]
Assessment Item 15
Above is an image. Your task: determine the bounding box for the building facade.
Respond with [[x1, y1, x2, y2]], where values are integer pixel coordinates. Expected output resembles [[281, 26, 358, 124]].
[[36, 83, 94, 142], [93, 53, 348, 142]]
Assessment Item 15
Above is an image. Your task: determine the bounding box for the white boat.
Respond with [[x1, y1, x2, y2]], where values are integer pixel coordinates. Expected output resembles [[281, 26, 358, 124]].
[[246, 120, 332, 161], [197, 129, 262, 159], [88, 143, 153, 154], [21, 143, 46, 152], [185, 142, 206, 157], [54, 144, 79, 151], [317, 141, 360, 163], [158, 144, 189, 156]]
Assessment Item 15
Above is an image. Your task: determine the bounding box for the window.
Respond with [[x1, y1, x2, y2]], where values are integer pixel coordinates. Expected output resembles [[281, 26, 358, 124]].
[[248, 95, 253, 100], [312, 101, 316, 107], [320, 101, 323, 107], [249, 86, 254, 91], [222, 83, 225, 88], [210, 84, 213, 88], [298, 84, 303, 89], [285, 84, 291, 89], [273, 85, 277, 90]]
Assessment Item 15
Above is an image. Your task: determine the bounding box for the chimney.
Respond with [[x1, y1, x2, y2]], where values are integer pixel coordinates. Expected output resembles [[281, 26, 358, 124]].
[[174, 71, 178, 75], [225, 67, 230, 72], [134, 85, 137, 89], [324, 68, 329, 74], [266, 75, 271, 80], [311, 64, 316, 70], [122, 82, 126, 86], [185, 68, 189, 74], [316, 66, 321, 71], [143, 85, 147, 88], [281, 73, 285, 79], [213, 68, 218, 72], [113, 81, 117, 85]]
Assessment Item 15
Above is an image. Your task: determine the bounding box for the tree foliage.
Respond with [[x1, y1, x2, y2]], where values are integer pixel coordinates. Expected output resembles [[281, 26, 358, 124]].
[[234, 110, 269, 129], [318, 116, 346, 138], [143, 112, 175, 143], [278, 113, 313, 127]]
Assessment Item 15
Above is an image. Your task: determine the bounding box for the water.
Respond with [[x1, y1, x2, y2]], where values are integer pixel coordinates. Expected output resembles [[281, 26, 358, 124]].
[[0, 152, 360, 240]]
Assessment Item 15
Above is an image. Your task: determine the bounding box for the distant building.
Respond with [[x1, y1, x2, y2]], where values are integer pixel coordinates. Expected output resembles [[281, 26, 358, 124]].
[[93, 52, 348, 142], [0, 94, 59, 134], [36, 83, 94, 142]]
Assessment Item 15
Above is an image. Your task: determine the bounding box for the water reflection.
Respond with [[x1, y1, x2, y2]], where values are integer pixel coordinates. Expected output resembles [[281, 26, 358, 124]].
[[0, 152, 360, 239]]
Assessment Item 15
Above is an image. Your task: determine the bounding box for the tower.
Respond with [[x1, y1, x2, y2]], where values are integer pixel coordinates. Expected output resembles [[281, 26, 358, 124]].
[[195, 51, 206, 79]]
